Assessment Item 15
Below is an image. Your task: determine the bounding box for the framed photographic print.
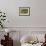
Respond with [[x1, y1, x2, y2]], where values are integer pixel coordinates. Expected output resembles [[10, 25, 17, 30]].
[[19, 7, 30, 16]]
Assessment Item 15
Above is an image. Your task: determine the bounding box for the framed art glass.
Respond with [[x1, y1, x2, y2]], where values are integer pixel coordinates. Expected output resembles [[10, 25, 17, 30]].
[[19, 7, 30, 16]]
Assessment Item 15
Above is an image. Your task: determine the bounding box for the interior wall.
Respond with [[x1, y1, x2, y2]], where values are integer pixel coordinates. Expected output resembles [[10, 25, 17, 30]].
[[0, 0, 46, 27], [0, 0, 46, 46]]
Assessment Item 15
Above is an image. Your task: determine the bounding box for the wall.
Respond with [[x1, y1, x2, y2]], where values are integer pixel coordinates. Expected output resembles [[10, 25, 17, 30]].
[[0, 0, 46, 27], [0, 0, 46, 46]]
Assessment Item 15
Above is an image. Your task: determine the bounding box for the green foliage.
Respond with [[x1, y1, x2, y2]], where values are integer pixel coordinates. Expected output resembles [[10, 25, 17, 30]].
[[0, 11, 6, 28]]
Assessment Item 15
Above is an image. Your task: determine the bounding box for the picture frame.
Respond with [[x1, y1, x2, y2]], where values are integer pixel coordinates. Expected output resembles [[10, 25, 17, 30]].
[[19, 7, 30, 16]]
